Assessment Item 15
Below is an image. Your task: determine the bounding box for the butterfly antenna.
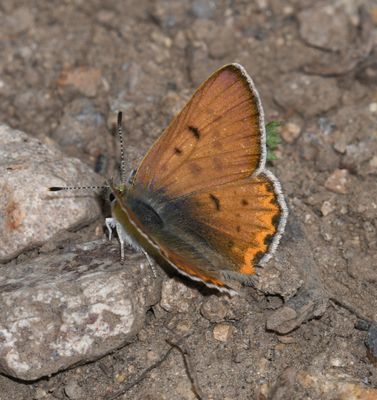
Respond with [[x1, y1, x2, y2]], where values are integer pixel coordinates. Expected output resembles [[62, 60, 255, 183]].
[[116, 111, 127, 185], [49, 184, 109, 192]]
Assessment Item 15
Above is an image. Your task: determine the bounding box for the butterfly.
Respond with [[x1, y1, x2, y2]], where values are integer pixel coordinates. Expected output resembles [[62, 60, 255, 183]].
[[52, 63, 288, 294]]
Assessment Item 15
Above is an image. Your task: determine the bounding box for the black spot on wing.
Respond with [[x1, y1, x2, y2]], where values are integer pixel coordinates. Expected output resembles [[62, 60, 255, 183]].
[[263, 176, 279, 207], [264, 233, 274, 246], [272, 214, 280, 230], [174, 147, 183, 155], [241, 199, 249, 206], [188, 125, 201, 139], [270, 195, 279, 207], [209, 194, 221, 211], [253, 251, 265, 265]]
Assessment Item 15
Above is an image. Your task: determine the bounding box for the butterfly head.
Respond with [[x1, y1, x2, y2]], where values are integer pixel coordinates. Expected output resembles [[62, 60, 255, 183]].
[[107, 179, 128, 203]]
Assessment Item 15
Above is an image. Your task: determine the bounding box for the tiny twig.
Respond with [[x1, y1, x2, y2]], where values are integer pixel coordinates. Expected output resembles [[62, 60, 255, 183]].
[[107, 344, 175, 400], [107, 334, 201, 400], [166, 338, 207, 400], [329, 296, 373, 325]]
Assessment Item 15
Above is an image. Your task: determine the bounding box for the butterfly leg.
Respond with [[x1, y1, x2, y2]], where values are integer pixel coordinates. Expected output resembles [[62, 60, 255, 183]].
[[114, 220, 127, 263], [105, 216, 156, 276], [141, 249, 157, 277], [105, 217, 126, 263], [105, 217, 116, 241]]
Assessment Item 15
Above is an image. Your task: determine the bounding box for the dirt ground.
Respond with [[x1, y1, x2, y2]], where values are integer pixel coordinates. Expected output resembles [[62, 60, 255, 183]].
[[0, 0, 377, 399]]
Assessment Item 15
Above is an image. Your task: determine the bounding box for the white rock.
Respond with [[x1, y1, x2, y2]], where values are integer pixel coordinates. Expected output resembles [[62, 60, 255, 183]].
[[0, 241, 160, 380], [0, 124, 102, 262]]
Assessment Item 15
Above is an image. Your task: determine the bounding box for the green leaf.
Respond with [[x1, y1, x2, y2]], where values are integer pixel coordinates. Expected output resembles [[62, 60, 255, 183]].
[[265, 121, 282, 162]]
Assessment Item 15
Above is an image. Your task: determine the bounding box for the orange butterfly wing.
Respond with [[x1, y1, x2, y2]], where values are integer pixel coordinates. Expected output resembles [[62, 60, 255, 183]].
[[182, 172, 286, 278], [134, 64, 266, 198], [118, 64, 287, 292]]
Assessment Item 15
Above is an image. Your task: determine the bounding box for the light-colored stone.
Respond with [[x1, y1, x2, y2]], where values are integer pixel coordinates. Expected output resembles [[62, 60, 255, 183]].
[[0, 124, 102, 262], [281, 122, 301, 143], [34, 387, 48, 399], [0, 241, 160, 380], [333, 137, 348, 154], [325, 169, 349, 194], [369, 102, 377, 113], [321, 200, 335, 216], [277, 335, 296, 344], [57, 67, 102, 97], [213, 323, 234, 342], [297, 371, 377, 399]]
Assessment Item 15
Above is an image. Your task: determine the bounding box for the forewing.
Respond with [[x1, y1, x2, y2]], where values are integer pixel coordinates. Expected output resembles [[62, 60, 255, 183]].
[[133, 63, 266, 198]]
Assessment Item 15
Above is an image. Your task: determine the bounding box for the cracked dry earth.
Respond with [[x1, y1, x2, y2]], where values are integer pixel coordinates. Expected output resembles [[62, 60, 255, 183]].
[[0, 1, 377, 399]]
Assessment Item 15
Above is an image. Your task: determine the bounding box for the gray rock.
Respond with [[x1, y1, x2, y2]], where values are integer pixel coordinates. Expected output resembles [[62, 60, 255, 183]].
[[300, 6, 374, 76], [51, 98, 109, 165], [365, 324, 377, 363], [200, 296, 228, 322], [64, 379, 84, 399], [0, 240, 161, 381], [274, 74, 341, 117], [0, 124, 102, 262], [298, 4, 350, 52], [259, 214, 328, 334]]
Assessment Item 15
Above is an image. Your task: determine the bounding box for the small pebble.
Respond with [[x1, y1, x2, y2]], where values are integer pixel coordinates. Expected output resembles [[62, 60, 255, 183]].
[[258, 357, 269, 377], [333, 137, 347, 154], [213, 323, 234, 342], [278, 335, 296, 344], [330, 357, 345, 367], [266, 306, 297, 333], [34, 387, 47, 399], [115, 372, 127, 383], [281, 122, 301, 143], [324, 169, 349, 194], [200, 297, 228, 322], [58, 67, 102, 97], [369, 102, 377, 113], [321, 200, 335, 216], [64, 380, 83, 400], [368, 155, 377, 172]]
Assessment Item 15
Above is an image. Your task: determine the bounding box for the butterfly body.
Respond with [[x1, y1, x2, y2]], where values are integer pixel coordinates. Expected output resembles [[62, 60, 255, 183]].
[[109, 63, 288, 294]]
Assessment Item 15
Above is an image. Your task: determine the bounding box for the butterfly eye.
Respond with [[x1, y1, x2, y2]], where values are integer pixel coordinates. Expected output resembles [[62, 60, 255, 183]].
[[108, 193, 115, 202]]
